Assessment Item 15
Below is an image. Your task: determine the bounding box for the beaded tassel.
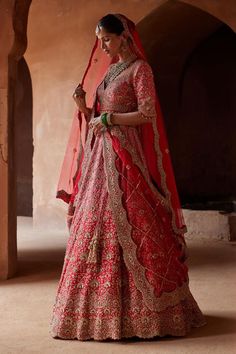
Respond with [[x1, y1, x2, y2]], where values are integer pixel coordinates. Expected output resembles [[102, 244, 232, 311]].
[[86, 222, 101, 264]]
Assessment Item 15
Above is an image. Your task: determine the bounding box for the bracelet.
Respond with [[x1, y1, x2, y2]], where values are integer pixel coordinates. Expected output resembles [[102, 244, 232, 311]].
[[101, 112, 108, 127], [107, 112, 114, 126], [140, 111, 153, 121]]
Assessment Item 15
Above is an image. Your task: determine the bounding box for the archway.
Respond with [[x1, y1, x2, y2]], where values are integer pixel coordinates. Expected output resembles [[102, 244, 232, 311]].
[[0, 0, 32, 279], [137, 0, 236, 211]]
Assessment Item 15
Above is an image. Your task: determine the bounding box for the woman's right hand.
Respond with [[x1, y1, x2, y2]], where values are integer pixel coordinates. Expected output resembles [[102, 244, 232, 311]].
[[72, 84, 90, 116], [73, 93, 87, 113]]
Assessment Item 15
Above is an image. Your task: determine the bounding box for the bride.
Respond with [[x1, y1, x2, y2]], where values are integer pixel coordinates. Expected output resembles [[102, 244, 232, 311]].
[[50, 13, 206, 340]]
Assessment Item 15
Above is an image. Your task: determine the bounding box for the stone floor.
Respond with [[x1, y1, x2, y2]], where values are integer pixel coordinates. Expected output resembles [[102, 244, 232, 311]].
[[0, 216, 236, 354]]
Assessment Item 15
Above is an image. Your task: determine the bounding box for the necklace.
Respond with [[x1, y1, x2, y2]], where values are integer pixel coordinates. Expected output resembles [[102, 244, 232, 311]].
[[104, 55, 137, 88]]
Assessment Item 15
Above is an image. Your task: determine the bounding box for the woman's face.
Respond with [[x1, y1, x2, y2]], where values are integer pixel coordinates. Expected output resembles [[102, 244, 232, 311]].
[[96, 26, 123, 57]]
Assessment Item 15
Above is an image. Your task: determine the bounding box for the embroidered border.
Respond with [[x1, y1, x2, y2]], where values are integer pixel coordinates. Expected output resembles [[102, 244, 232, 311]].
[[111, 126, 171, 213], [103, 133, 190, 311], [151, 118, 187, 236]]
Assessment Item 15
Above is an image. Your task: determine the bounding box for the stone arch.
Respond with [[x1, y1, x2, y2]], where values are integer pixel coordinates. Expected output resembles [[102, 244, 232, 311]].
[[137, 1, 236, 210], [178, 0, 236, 32], [0, 0, 31, 279]]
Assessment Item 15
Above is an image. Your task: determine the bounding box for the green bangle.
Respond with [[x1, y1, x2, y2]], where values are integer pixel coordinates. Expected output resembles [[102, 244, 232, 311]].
[[101, 112, 108, 127]]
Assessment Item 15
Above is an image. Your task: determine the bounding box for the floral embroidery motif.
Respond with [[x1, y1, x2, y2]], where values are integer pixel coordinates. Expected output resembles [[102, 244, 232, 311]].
[[50, 58, 206, 340], [102, 134, 191, 311], [139, 97, 156, 118]]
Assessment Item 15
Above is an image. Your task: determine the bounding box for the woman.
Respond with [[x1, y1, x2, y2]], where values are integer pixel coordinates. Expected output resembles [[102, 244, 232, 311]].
[[50, 13, 206, 340]]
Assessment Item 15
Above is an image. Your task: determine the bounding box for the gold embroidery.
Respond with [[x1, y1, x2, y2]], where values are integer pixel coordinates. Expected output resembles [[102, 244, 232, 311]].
[[152, 119, 188, 235], [139, 96, 156, 119], [102, 134, 190, 311], [86, 232, 100, 263], [111, 126, 171, 213]]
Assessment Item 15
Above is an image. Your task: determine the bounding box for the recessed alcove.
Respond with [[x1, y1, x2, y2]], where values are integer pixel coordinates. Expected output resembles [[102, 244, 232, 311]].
[[138, 1, 236, 212]]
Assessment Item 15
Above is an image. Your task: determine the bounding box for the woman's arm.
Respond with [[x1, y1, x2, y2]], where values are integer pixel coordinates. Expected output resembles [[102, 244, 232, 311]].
[[90, 61, 157, 133], [111, 110, 152, 126], [72, 84, 92, 118], [73, 94, 92, 117], [89, 110, 152, 136], [108, 61, 157, 126]]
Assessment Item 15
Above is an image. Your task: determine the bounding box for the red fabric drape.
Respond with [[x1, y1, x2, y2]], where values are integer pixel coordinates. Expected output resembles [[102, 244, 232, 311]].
[[56, 14, 187, 237]]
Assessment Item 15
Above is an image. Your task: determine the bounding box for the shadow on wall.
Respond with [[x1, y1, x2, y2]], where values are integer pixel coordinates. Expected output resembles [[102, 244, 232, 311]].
[[179, 26, 236, 209], [15, 57, 33, 216]]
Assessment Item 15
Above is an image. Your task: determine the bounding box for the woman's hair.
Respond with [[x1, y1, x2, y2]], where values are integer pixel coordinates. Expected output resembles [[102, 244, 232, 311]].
[[96, 14, 125, 35]]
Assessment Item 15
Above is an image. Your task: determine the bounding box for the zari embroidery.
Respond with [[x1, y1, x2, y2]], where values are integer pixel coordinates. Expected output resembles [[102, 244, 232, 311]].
[[102, 134, 190, 311], [151, 118, 187, 236], [103, 56, 137, 89], [97, 58, 187, 237], [51, 15, 206, 341], [110, 126, 171, 212]]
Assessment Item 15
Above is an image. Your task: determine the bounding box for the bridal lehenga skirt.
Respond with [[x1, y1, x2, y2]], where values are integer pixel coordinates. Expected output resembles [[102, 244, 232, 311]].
[[50, 129, 206, 340]]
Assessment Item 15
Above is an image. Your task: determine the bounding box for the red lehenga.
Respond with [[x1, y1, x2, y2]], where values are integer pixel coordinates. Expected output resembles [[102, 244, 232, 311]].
[[50, 15, 206, 340]]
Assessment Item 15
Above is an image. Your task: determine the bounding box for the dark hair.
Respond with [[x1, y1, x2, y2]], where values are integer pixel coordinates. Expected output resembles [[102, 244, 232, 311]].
[[96, 14, 124, 35]]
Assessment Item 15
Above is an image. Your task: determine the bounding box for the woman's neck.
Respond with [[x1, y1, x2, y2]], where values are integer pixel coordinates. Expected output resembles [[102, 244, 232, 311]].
[[118, 51, 137, 63]]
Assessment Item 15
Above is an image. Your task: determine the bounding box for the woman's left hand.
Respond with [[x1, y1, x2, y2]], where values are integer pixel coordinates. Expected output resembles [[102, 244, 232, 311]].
[[89, 116, 106, 136]]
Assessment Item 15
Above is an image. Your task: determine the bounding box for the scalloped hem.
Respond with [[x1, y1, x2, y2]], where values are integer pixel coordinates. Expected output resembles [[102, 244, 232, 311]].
[[50, 294, 207, 341], [50, 319, 207, 341]]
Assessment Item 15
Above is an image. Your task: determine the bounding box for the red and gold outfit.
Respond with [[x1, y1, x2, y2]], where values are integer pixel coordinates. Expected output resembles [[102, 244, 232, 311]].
[[50, 15, 206, 340]]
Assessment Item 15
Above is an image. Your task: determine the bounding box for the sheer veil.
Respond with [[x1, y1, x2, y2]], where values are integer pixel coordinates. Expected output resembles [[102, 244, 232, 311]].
[[56, 13, 187, 238]]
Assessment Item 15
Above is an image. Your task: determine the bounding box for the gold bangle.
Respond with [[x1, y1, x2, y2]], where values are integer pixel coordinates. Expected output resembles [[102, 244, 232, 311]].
[[107, 112, 114, 126], [140, 111, 153, 121]]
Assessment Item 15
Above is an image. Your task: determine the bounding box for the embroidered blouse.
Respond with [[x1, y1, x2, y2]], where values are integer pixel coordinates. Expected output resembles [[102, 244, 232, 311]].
[[97, 59, 157, 120]]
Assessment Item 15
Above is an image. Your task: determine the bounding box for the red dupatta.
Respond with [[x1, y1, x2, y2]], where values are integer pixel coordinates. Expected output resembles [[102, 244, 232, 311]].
[[56, 14, 187, 238]]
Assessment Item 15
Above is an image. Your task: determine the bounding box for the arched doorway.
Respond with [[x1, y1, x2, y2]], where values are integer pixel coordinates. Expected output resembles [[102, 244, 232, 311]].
[[138, 1, 236, 211]]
